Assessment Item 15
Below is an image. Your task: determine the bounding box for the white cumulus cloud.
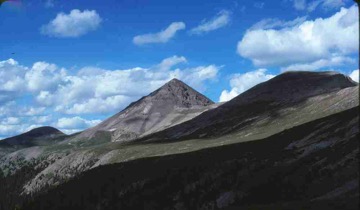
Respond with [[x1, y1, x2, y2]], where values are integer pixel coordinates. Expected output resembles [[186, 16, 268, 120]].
[[41, 9, 102, 38], [237, 5, 359, 67], [0, 56, 217, 115], [282, 56, 355, 71], [0, 59, 26, 92], [0, 125, 22, 138], [190, 10, 231, 35], [0, 59, 27, 104], [50, 56, 219, 114], [56, 117, 101, 130], [23, 107, 46, 116], [133, 22, 186, 45], [2, 117, 20, 125], [0, 56, 219, 138], [219, 69, 275, 102], [26, 62, 67, 92], [349, 69, 359, 82]]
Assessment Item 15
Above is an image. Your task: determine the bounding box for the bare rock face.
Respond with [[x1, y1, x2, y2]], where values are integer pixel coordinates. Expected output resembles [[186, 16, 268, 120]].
[[77, 78, 215, 142]]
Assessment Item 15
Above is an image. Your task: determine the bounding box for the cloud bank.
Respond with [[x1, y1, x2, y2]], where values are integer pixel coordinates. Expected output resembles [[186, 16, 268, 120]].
[[0, 56, 219, 138], [237, 5, 358, 68]]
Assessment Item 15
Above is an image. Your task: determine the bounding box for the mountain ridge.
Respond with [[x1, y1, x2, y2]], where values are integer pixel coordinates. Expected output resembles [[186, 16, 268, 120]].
[[139, 71, 358, 142]]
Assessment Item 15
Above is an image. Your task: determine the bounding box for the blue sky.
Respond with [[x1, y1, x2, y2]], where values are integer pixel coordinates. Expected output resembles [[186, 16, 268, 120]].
[[0, 0, 358, 138]]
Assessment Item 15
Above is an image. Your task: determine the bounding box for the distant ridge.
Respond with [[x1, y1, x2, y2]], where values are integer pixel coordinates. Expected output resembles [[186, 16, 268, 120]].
[[0, 126, 65, 147]]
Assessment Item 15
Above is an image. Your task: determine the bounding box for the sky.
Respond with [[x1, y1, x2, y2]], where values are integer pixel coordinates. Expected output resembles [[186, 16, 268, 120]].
[[0, 0, 359, 139]]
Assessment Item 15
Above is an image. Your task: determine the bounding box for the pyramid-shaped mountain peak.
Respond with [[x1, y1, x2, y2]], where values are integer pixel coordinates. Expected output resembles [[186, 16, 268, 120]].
[[156, 78, 189, 93], [167, 78, 182, 84], [76, 79, 215, 142], [149, 78, 214, 107], [163, 78, 188, 88]]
